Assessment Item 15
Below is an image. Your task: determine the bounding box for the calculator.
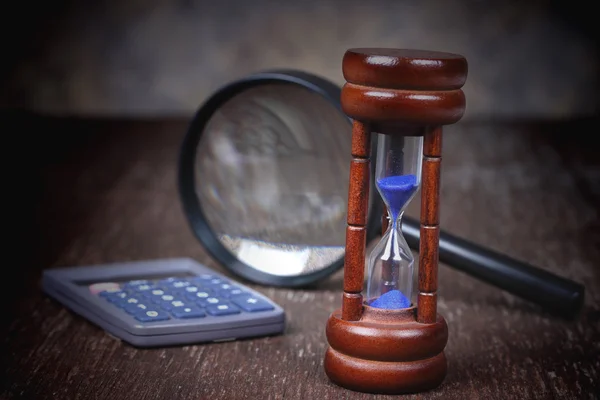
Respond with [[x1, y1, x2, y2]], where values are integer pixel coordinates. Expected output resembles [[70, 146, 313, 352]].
[[42, 258, 285, 347]]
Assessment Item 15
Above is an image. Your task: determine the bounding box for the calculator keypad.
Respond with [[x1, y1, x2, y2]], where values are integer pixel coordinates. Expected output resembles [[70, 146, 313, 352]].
[[96, 276, 275, 323]]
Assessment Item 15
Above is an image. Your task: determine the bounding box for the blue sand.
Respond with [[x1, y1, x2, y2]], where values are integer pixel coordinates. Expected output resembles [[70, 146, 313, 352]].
[[370, 289, 411, 309], [377, 174, 418, 221]]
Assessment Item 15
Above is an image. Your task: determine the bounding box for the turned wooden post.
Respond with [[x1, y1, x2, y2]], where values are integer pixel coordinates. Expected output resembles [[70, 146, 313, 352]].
[[341, 120, 371, 321], [418, 127, 443, 323]]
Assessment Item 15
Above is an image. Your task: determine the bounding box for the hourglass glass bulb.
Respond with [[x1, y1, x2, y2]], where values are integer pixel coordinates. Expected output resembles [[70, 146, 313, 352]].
[[366, 134, 423, 309]]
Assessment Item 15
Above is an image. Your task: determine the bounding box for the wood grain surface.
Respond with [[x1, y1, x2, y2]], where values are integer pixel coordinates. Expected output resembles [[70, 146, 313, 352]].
[[2, 113, 599, 399]]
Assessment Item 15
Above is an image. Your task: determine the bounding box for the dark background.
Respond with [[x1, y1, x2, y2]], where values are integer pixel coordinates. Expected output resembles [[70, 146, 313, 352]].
[[1, 0, 598, 119], [1, 1, 599, 399]]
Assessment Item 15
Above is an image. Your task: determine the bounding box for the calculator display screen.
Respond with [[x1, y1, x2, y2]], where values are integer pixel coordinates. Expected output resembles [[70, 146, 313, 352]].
[[74, 272, 195, 286]]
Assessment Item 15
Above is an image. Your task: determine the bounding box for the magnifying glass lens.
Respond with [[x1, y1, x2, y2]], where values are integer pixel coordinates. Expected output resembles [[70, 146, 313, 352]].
[[195, 83, 354, 277]]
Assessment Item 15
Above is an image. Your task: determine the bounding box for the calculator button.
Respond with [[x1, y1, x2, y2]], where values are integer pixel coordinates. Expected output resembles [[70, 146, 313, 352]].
[[186, 290, 212, 301], [103, 291, 129, 302], [213, 283, 237, 293], [205, 303, 240, 316], [157, 278, 189, 287], [168, 288, 191, 297], [160, 300, 187, 311], [231, 295, 275, 312], [170, 306, 206, 319], [217, 288, 246, 298], [151, 294, 175, 304], [133, 284, 154, 293], [134, 309, 170, 322], [197, 296, 222, 307], [158, 288, 180, 297], [218, 283, 234, 290], [144, 289, 166, 299], [114, 296, 142, 309], [124, 303, 150, 315], [200, 278, 228, 289]]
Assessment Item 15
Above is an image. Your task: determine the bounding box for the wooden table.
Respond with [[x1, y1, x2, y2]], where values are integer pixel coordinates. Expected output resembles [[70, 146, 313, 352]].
[[2, 114, 599, 399]]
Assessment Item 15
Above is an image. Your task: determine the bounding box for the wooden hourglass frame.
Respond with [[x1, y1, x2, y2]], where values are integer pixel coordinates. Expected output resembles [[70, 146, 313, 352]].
[[324, 48, 468, 394]]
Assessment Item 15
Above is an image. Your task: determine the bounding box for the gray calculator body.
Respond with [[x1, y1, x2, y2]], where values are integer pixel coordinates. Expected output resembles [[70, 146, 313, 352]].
[[42, 258, 285, 347]]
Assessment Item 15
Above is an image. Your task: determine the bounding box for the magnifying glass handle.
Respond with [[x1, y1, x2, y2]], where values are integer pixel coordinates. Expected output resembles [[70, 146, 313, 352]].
[[401, 216, 585, 318]]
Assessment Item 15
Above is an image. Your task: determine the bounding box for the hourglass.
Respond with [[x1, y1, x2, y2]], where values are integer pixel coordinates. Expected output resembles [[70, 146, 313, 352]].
[[324, 48, 468, 394]]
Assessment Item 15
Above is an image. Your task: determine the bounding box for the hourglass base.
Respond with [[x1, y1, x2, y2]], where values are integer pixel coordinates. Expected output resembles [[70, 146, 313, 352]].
[[324, 306, 448, 394]]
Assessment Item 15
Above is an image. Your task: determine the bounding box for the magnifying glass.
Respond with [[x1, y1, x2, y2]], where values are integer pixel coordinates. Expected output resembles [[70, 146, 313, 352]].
[[178, 70, 382, 287], [178, 70, 584, 317]]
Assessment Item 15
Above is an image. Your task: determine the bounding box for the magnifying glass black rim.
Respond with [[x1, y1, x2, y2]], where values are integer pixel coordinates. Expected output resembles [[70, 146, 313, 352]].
[[178, 69, 382, 288]]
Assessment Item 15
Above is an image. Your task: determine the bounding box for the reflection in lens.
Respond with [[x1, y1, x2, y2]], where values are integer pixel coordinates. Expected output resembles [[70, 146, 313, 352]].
[[195, 83, 357, 276]]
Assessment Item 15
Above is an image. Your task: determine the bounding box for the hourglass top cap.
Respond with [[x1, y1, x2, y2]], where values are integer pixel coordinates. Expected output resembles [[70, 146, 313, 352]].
[[341, 48, 468, 128], [343, 48, 467, 91]]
